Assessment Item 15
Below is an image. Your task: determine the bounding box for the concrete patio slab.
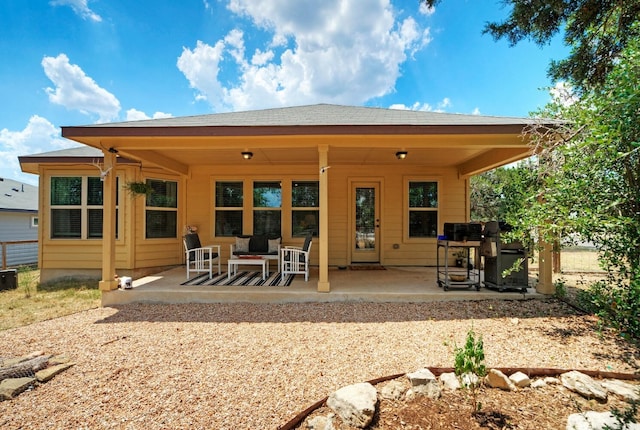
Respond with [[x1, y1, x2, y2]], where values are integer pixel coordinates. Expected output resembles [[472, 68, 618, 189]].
[[102, 266, 544, 306]]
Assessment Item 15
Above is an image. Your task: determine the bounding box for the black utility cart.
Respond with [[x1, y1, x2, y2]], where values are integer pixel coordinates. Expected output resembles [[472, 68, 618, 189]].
[[436, 239, 481, 291], [437, 223, 483, 291]]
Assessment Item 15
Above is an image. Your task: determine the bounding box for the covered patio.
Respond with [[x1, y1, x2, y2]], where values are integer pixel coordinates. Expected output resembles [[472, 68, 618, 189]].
[[103, 266, 542, 306], [20, 105, 557, 301]]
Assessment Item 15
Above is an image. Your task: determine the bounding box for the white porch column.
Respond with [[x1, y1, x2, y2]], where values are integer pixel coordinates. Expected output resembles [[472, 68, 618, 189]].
[[99, 150, 119, 291], [318, 145, 330, 292]]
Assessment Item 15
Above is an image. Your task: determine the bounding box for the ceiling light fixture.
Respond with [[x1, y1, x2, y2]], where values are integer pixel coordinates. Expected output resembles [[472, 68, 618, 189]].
[[241, 151, 253, 160], [396, 151, 408, 160]]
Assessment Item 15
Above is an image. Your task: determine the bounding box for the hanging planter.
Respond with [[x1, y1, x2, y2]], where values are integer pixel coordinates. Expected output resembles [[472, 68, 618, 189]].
[[124, 181, 154, 197]]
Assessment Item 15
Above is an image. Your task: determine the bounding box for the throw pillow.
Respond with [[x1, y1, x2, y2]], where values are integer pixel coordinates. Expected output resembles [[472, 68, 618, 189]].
[[268, 237, 281, 253], [235, 237, 250, 252]]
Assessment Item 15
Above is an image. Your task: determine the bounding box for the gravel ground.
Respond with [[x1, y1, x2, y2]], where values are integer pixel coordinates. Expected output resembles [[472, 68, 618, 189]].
[[0, 299, 638, 429]]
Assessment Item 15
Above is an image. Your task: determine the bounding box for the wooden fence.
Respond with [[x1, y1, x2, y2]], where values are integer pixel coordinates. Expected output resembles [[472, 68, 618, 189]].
[[1, 240, 38, 269]]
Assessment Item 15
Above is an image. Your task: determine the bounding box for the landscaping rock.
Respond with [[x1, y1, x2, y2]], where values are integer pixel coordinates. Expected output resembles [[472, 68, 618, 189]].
[[35, 362, 75, 383], [531, 379, 547, 388], [560, 371, 607, 401], [509, 371, 531, 388], [306, 414, 335, 430], [0, 377, 36, 400], [379, 380, 405, 400], [439, 372, 461, 390], [601, 379, 640, 402], [460, 372, 480, 388], [405, 381, 442, 400], [49, 355, 71, 365], [406, 367, 441, 400], [406, 368, 436, 386], [486, 369, 516, 391], [566, 411, 640, 430], [326, 382, 377, 428]]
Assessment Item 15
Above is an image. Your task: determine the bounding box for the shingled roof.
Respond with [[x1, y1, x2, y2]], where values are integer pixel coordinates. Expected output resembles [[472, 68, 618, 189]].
[[66, 104, 535, 129], [0, 178, 38, 212]]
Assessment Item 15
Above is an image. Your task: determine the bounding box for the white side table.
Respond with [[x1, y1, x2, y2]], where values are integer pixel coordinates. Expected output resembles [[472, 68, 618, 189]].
[[227, 257, 269, 280]]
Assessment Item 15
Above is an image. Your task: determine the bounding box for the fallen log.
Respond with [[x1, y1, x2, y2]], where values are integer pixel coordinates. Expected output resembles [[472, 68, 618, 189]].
[[0, 355, 51, 381]]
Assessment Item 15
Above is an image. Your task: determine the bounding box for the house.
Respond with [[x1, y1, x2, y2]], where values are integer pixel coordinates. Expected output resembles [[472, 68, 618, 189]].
[[18, 104, 555, 294], [0, 177, 39, 268]]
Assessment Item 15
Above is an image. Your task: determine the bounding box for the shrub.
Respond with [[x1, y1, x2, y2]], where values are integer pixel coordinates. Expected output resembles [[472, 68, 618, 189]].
[[454, 328, 487, 412]]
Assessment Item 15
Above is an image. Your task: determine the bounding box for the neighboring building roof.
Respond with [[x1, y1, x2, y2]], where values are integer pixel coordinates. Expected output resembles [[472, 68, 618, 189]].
[[0, 178, 38, 212]]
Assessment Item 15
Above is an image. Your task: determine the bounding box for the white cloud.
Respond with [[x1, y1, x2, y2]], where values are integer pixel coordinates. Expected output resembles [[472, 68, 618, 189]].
[[42, 54, 121, 123], [177, 40, 228, 110], [389, 98, 451, 112], [419, 2, 435, 16], [549, 81, 578, 107], [50, 0, 102, 22], [0, 115, 78, 185], [178, 0, 431, 111], [251, 49, 274, 66], [125, 109, 173, 121], [472, 107, 481, 115], [438, 97, 451, 110], [390, 102, 433, 111]]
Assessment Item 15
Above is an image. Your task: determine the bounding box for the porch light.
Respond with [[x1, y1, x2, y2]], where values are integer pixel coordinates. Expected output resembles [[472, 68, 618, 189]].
[[396, 151, 408, 160], [241, 151, 253, 160]]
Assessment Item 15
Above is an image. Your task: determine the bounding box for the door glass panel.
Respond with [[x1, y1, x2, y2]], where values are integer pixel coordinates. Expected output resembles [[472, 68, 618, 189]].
[[355, 187, 375, 250]]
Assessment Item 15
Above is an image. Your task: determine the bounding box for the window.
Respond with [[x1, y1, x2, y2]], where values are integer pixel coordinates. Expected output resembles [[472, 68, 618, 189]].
[[215, 181, 243, 236], [50, 176, 119, 239], [292, 181, 319, 237], [145, 179, 177, 238], [253, 181, 281, 236], [408, 181, 438, 238], [31, 217, 38, 228]]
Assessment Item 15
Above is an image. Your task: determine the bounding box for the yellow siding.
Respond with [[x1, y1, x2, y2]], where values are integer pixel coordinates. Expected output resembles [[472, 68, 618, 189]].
[[40, 161, 469, 278]]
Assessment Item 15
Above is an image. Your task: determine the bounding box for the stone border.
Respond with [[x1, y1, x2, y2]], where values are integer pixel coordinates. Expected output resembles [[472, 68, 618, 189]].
[[279, 367, 640, 429]]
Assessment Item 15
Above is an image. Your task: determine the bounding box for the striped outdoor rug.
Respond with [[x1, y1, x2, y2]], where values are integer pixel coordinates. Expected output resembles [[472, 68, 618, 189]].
[[181, 271, 295, 287]]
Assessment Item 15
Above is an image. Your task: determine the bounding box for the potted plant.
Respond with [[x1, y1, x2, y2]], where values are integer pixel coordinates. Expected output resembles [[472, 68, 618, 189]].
[[454, 249, 466, 267], [124, 181, 154, 197]]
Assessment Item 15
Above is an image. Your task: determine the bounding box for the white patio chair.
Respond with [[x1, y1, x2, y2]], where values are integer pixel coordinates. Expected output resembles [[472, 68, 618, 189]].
[[183, 233, 221, 280], [280, 234, 312, 282]]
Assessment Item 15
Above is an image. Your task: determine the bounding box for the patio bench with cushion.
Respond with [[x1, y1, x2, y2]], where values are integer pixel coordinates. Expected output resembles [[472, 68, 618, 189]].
[[230, 235, 281, 268]]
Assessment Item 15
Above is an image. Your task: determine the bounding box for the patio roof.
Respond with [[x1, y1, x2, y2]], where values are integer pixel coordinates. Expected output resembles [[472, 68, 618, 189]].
[[53, 104, 549, 178]]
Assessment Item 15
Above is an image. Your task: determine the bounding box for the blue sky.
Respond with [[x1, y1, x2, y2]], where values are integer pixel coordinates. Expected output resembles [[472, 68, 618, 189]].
[[1, 0, 568, 186]]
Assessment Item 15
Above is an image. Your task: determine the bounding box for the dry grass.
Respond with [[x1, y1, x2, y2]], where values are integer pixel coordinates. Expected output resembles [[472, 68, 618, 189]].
[[0, 269, 101, 331]]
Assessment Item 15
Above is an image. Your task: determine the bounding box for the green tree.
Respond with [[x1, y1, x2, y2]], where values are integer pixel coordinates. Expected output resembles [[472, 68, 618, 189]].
[[524, 35, 640, 337], [470, 162, 537, 223], [422, 0, 640, 91], [425, 0, 640, 338]]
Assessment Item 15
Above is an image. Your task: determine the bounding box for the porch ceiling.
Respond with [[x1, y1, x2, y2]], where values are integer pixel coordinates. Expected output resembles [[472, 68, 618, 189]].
[[66, 133, 532, 177]]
